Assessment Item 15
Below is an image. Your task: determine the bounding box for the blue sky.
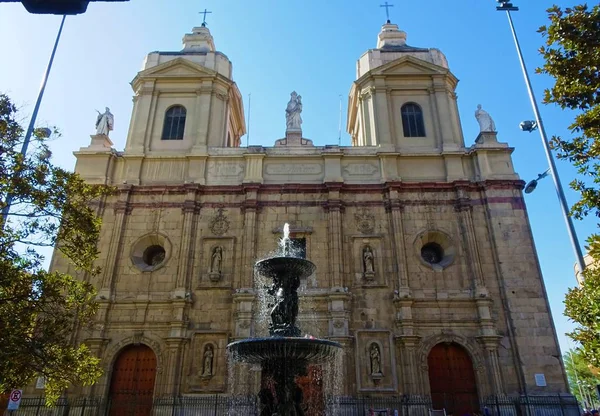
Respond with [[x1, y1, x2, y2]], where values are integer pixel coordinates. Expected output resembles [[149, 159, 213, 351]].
[[0, 0, 595, 355]]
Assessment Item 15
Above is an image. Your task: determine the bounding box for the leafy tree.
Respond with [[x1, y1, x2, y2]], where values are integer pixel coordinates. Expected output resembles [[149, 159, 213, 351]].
[[537, 4, 600, 365], [0, 94, 112, 404], [564, 348, 600, 408]]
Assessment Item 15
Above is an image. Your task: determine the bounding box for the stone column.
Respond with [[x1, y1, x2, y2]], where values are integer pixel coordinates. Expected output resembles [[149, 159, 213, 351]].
[[325, 183, 344, 288]]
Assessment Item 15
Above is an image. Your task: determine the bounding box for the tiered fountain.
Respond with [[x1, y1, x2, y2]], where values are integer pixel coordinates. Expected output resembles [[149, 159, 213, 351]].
[[227, 224, 342, 415]]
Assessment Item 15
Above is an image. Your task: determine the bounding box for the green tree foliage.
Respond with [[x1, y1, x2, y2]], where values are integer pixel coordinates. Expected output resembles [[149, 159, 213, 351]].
[[564, 348, 600, 408], [0, 94, 113, 404], [537, 4, 600, 365]]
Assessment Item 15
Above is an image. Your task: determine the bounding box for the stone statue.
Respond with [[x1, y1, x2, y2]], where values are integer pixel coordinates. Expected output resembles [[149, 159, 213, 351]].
[[475, 104, 496, 132], [370, 343, 382, 375], [285, 91, 303, 131], [202, 345, 214, 376], [95, 107, 114, 136], [211, 246, 223, 274], [363, 246, 375, 274]]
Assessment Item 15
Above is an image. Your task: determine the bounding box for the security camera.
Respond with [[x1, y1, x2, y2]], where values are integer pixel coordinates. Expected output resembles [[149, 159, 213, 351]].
[[519, 120, 538, 133]]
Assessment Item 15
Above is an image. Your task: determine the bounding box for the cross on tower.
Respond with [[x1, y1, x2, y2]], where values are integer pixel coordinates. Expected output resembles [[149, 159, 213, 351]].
[[380, 1, 394, 22], [199, 8, 212, 27]]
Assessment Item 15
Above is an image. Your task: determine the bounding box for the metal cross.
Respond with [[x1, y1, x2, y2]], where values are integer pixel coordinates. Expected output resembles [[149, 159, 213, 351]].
[[380, 1, 394, 21], [199, 8, 212, 26]]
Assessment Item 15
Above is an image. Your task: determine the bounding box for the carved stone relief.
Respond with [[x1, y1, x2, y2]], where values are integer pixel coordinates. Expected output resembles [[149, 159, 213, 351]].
[[209, 208, 230, 236], [265, 163, 322, 175], [355, 208, 375, 234], [343, 163, 379, 176]]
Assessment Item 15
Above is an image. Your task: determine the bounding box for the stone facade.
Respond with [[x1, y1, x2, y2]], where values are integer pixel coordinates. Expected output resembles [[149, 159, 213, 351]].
[[47, 22, 568, 402]]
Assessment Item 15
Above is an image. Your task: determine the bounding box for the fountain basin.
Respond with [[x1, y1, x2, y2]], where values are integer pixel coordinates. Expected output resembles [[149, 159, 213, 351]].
[[228, 337, 342, 365], [255, 257, 316, 280]]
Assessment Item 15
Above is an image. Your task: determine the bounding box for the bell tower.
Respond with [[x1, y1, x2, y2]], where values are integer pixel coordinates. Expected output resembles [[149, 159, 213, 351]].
[[124, 25, 245, 156], [347, 21, 464, 152]]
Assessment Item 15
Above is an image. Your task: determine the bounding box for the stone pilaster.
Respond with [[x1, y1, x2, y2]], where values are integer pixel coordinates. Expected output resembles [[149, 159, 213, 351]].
[[175, 185, 199, 290], [478, 336, 505, 395], [385, 187, 409, 293], [233, 291, 255, 339], [98, 185, 133, 298], [454, 187, 486, 292], [240, 184, 259, 288], [325, 183, 344, 288], [328, 291, 351, 337], [397, 335, 421, 394], [163, 337, 188, 396], [84, 338, 110, 396]]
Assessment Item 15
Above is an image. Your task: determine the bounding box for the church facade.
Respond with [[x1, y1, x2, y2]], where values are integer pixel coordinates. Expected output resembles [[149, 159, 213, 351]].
[[49, 21, 569, 413]]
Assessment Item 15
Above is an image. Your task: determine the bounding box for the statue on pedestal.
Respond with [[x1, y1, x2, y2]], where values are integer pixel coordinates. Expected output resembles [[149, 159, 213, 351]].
[[202, 345, 214, 377], [95, 107, 114, 136], [370, 343, 382, 376], [363, 246, 375, 274], [285, 91, 303, 131], [475, 104, 496, 132]]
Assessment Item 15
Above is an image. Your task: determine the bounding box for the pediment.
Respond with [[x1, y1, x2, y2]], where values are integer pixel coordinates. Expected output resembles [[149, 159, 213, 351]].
[[136, 58, 217, 79], [373, 55, 448, 76]]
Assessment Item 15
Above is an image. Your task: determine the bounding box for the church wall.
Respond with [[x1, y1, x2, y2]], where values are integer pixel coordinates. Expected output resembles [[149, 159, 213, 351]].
[[59, 21, 570, 402], [67, 143, 569, 398]]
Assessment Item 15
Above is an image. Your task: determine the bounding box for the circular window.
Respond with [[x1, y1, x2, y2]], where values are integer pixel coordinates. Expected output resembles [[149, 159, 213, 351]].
[[413, 230, 456, 271], [143, 245, 166, 267], [130, 233, 171, 272], [421, 242, 443, 264]]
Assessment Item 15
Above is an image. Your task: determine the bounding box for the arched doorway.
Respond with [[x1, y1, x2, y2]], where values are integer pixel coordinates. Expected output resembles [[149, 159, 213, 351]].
[[428, 342, 479, 416], [109, 344, 157, 416]]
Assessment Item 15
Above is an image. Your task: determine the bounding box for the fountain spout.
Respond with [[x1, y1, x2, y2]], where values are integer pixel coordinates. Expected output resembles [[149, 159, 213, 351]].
[[280, 222, 291, 256]]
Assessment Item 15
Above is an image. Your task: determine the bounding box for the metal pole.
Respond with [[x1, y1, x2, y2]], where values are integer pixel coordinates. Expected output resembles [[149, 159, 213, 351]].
[[502, 8, 586, 273], [1, 15, 66, 226], [246, 93, 251, 147]]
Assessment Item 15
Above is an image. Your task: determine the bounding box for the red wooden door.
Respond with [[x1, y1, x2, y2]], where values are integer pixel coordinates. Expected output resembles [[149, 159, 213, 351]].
[[428, 343, 479, 416], [296, 365, 325, 416], [109, 345, 157, 416]]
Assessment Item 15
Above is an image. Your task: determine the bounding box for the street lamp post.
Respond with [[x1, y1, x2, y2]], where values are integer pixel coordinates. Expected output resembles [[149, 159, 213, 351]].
[[0, 15, 66, 229], [496, 1, 586, 273]]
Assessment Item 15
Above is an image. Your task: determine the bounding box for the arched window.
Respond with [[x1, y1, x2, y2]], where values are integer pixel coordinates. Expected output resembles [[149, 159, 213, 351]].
[[161, 105, 186, 140], [401, 103, 426, 137]]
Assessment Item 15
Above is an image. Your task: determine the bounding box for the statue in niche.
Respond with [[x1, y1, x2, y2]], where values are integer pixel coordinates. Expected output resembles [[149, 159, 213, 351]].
[[210, 246, 223, 274], [201, 344, 214, 377], [370, 343, 382, 376], [475, 104, 496, 132], [95, 107, 114, 136], [285, 91, 303, 131], [363, 246, 375, 275]]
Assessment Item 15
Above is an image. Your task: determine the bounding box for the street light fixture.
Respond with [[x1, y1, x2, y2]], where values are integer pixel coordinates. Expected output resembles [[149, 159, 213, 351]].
[[524, 169, 550, 194], [496, 0, 586, 274], [519, 120, 538, 133]]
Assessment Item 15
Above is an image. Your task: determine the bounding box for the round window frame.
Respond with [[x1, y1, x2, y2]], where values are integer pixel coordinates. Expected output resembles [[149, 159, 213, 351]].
[[413, 230, 456, 271], [130, 233, 172, 272]]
